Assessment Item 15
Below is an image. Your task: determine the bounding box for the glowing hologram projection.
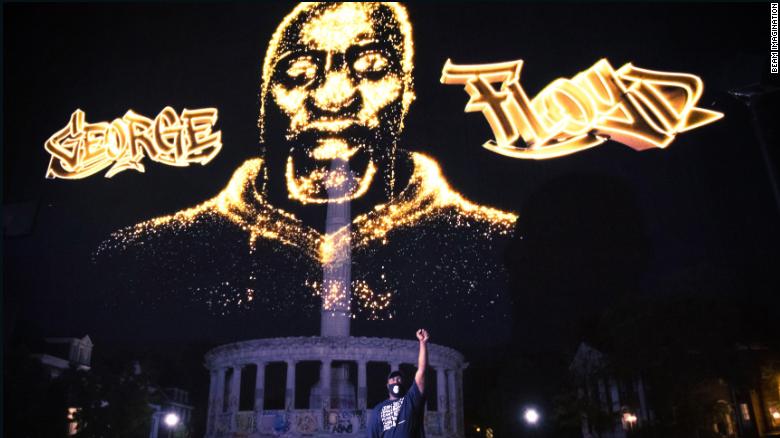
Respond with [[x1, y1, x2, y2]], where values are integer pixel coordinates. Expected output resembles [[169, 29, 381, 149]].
[[441, 58, 723, 159], [285, 156, 378, 205], [260, 2, 417, 204], [45, 107, 222, 179], [260, 2, 415, 141], [99, 151, 515, 265], [95, 3, 724, 340], [97, 149, 515, 324], [93, 3, 511, 341]]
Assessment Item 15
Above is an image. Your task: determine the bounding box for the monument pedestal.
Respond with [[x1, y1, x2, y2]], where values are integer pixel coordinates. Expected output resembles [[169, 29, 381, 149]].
[[204, 336, 466, 438]]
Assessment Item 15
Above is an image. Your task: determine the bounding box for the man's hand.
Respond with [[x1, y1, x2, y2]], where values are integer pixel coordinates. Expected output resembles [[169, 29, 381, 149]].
[[416, 329, 430, 344]]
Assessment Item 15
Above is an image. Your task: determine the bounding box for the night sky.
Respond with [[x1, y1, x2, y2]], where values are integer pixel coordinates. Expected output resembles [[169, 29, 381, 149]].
[[4, 0, 779, 406]]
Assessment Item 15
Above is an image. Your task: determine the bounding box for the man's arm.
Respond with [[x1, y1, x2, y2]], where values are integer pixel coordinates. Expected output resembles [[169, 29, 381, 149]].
[[414, 329, 429, 395]]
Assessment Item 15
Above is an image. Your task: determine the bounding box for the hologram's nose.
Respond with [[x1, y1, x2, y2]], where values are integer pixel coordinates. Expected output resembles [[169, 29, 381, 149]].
[[313, 70, 357, 112]]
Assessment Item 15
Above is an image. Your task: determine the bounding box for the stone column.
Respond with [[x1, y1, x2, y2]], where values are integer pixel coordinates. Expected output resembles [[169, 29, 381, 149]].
[[456, 369, 465, 437], [229, 366, 244, 432], [447, 369, 457, 432], [357, 361, 367, 410], [214, 367, 227, 415], [436, 367, 447, 413], [149, 410, 161, 438], [229, 366, 243, 412], [320, 159, 352, 337], [321, 359, 332, 410], [206, 370, 218, 434], [255, 362, 266, 412], [286, 360, 297, 410]]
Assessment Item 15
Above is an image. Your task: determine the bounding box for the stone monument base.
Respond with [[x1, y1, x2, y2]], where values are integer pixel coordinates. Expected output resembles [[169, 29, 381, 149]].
[[204, 336, 466, 438]]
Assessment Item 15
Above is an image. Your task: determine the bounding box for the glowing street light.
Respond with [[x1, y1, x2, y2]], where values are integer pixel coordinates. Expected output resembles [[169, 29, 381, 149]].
[[622, 412, 638, 430], [523, 408, 540, 425], [163, 412, 180, 438], [164, 412, 180, 428]]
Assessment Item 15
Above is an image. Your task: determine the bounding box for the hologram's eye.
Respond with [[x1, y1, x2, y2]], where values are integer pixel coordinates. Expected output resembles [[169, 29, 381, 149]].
[[285, 56, 318, 85], [353, 51, 389, 77]]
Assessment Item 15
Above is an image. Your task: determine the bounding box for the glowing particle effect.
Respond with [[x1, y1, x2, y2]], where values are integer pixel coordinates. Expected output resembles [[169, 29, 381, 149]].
[[99, 152, 516, 317], [300, 2, 374, 52], [98, 3, 516, 322], [263, 3, 416, 203], [353, 280, 393, 320], [311, 139, 359, 161], [442, 58, 723, 159], [102, 152, 515, 260], [45, 107, 221, 179], [350, 153, 516, 247], [319, 279, 349, 312], [286, 157, 377, 204], [261, 2, 415, 140]]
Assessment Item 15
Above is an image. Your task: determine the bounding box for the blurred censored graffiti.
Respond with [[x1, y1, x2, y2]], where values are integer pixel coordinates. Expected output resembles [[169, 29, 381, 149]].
[[441, 58, 723, 159], [45, 107, 222, 179]]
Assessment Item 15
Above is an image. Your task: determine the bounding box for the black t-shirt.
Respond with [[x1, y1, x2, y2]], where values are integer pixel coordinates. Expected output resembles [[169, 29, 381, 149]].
[[368, 381, 426, 438]]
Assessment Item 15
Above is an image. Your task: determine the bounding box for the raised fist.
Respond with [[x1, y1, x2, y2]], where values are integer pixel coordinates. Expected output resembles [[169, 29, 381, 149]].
[[416, 329, 430, 343]]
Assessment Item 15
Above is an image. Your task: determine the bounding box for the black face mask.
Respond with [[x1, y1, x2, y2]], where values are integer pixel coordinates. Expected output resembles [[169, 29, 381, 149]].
[[387, 383, 406, 398]]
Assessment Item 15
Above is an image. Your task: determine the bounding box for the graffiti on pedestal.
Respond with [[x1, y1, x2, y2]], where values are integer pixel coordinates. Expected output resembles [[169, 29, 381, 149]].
[[292, 411, 319, 434], [327, 410, 361, 434]]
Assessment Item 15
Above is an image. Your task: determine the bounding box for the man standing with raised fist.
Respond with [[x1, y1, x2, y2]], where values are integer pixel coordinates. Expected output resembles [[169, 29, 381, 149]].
[[369, 329, 429, 438]]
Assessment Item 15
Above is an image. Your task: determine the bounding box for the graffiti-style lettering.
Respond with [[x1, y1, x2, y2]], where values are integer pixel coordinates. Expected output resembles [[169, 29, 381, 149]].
[[45, 107, 221, 179], [441, 59, 723, 159]]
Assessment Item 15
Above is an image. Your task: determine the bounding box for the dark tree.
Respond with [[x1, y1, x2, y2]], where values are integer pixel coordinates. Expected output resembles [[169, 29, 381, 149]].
[[67, 362, 153, 438]]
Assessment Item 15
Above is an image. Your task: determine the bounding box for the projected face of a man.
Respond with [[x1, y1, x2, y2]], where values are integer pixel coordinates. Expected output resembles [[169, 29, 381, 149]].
[[266, 3, 413, 204]]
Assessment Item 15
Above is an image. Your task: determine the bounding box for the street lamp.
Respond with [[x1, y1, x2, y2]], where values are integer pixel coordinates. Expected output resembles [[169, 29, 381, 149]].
[[523, 408, 540, 426], [622, 412, 638, 430], [163, 412, 180, 438]]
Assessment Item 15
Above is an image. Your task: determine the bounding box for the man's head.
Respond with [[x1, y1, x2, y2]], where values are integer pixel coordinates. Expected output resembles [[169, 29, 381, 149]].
[[387, 370, 406, 399], [259, 2, 415, 204]]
